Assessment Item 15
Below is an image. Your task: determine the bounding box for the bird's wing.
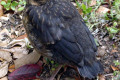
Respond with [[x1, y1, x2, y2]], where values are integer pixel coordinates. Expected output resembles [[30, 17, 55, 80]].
[[25, 1, 97, 65]]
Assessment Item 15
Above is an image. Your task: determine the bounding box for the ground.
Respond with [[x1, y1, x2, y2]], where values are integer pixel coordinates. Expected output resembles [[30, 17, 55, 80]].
[[0, 0, 120, 80]]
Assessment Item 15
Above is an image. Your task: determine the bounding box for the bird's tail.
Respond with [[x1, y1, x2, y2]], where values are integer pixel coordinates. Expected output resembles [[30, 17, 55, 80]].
[[77, 61, 103, 79]]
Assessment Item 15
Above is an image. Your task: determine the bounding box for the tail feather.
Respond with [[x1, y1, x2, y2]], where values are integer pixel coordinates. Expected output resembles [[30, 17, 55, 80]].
[[78, 61, 103, 79]]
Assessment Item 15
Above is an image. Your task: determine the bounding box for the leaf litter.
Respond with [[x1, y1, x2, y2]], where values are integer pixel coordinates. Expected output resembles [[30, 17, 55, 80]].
[[0, 0, 119, 80]]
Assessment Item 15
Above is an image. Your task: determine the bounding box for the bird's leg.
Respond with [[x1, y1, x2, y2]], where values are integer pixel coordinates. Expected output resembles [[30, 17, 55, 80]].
[[48, 65, 63, 80]]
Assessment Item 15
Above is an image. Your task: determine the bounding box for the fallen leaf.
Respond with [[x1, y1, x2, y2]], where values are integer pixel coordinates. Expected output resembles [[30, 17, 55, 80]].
[[97, 46, 107, 57], [0, 40, 9, 47], [11, 47, 28, 59], [0, 61, 9, 78], [0, 28, 11, 39], [0, 77, 8, 80], [14, 50, 41, 69], [16, 34, 27, 40], [111, 65, 119, 71], [7, 38, 29, 48], [0, 22, 2, 27], [8, 64, 15, 73], [98, 74, 105, 80], [0, 28, 11, 47], [0, 50, 12, 62], [8, 64, 42, 80], [111, 49, 118, 54], [89, 0, 96, 6], [0, 4, 3, 17], [96, 6, 110, 17]]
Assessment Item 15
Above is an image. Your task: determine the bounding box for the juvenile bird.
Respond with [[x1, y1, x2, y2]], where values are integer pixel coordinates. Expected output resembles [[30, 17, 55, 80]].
[[23, 0, 103, 79]]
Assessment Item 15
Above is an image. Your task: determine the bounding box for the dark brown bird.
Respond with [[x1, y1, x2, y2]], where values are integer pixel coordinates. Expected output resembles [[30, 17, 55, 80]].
[[23, 0, 103, 79]]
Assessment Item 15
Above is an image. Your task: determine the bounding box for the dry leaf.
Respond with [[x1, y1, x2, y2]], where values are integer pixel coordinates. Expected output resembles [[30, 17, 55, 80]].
[[0, 28, 10, 38], [111, 65, 119, 71], [8, 64, 15, 73], [0, 22, 2, 27], [0, 28, 11, 47], [14, 50, 41, 69], [0, 50, 12, 62], [96, 6, 110, 17], [111, 49, 118, 54], [89, 0, 96, 6], [0, 5, 3, 17], [7, 38, 29, 48], [98, 74, 105, 80], [16, 34, 27, 40], [0, 77, 8, 80], [0, 47, 28, 59], [0, 61, 9, 78], [97, 46, 107, 57], [11, 47, 28, 59]]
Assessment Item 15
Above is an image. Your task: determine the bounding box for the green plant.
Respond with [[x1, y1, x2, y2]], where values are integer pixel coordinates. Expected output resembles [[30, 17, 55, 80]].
[[75, 0, 105, 30], [113, 60, 120, 80], [1, 0, 26, 11], [106, 22, 120, 38]]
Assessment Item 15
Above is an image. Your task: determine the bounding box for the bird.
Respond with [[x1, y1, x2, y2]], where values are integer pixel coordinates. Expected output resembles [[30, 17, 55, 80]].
[[23, 0, 103, 79]]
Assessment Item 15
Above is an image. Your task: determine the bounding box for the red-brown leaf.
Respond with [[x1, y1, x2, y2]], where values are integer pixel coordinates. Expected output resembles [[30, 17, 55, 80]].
[[8, 64, 42, 80]]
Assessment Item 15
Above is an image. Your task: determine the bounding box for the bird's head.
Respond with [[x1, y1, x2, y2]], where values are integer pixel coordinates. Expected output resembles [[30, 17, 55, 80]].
[[26, 0, 47, 6]]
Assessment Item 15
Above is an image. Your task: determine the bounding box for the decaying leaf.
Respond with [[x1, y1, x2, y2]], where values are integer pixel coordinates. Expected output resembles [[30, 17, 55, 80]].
[[11, 47, 28, 59], [0, 4, 3, 17], [0, 61, 9, 78], [0, 76, 8, 80], [96, 6, 110, 17], [0, 50, 12, 62], [89, 0, 96, 6], [111, 65, 119, 71], [0, 28, 11, 47], [14, 50, 41, 69], [8, 64, 42, 80], [8, 64, 15, 73], [98, 74, 105, 80], [97, 46, 107, 57]]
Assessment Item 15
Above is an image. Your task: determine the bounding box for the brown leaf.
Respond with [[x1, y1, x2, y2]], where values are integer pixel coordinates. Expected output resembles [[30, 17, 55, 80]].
[[96, 6, 110, 17], [0, 61, 9, 78], [0, 50, 12, 62], [11, 47, 28, 59], [97, 46, 107, 57], [111, 65, 119, 71], [89, 0, 96, 6], [0, 77, 8, 80], [0, 28, 11, 47], [16, 34, 27, 40], [0, 5, 3, 17], [8, 64, 15, 73], [14, 50, 41, 69], [111, 49, 118, 54], [98, 74, 105, 80]]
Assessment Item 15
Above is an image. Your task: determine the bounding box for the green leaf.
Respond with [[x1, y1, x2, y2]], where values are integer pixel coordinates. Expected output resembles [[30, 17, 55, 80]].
[[94, 39, 99, 46], [11, 6, 15, 10], [113, 22, 117, 27], [81, 3, 86, 11], [7, 0, 11, 3], [86, 7, 92, 13], [4, 3, 11, 10], [114, 60, 120, 66], [107, 27, 119, 34], [11, 1, 18, 7], [18, 7, 24, 11], [75, 0, 81, 8], [1, 1, 6, 5]]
